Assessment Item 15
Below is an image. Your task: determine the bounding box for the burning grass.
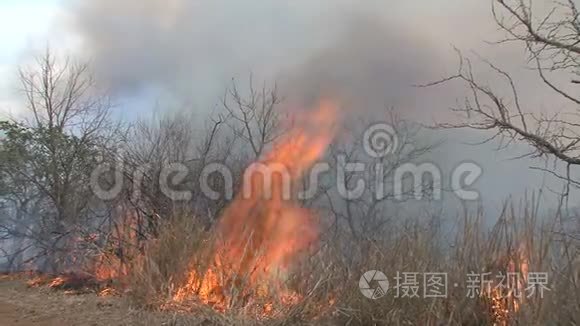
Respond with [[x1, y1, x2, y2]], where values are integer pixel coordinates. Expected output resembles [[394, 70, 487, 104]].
[[118, 197, 576, 325], [163, 101, 337, 317], [22, 271, 112, 297], [120, 101, 340, 320], [14, 213, 145, 297], [4, 100, 578, 324], [8, 198, 580, 325]]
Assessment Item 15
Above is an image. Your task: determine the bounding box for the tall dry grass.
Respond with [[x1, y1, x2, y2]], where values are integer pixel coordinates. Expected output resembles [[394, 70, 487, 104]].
[[127, 197, 579, 325], [127, 213, 212, 309]]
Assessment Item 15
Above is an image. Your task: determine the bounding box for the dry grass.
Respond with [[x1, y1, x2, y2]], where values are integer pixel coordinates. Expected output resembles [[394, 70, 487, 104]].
[[123, 198, 579, 325], [126, 213, 211, 309]]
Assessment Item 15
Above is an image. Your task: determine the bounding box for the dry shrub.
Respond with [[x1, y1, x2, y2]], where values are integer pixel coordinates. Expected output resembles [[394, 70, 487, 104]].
[[127, 213, 211, 308], [295, 200, 579, 325]]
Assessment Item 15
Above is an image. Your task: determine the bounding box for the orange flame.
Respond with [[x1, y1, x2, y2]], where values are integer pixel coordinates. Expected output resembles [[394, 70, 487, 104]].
[[487, 245, 529, 325], [173, 100, 339, 314]]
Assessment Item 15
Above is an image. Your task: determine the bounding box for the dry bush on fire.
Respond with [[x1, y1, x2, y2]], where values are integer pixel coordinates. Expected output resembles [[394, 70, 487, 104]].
[[115, 92, 578, 325], [2, 58, 578, 325], [119, 1, 580, 324], [121, 196, 579, 325]]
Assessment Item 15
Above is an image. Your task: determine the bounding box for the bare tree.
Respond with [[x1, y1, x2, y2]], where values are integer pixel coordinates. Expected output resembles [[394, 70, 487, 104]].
[[120, 79, 286, 231], [421, 1, 580, 191], [321, 114, 434, 261], [221, 78, 285, 159], [417, 0, 580, 250]]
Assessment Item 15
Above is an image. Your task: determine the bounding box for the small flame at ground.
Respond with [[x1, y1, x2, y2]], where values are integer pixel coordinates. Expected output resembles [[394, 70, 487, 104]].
[[486, 245, 529, 325]]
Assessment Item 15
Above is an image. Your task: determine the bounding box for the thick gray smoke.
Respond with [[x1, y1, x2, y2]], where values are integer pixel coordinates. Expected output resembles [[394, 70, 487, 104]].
[[64, 0, 571, 207], [68, 0, 350, 102], [67, 0, 464, 117], [279, 14, 445, 119]]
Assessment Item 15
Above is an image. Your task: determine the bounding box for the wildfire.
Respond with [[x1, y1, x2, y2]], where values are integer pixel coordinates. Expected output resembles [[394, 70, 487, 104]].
[[23, 214, 142, 297], [172, 100, 339, 315], [486, 245, 529, 325]]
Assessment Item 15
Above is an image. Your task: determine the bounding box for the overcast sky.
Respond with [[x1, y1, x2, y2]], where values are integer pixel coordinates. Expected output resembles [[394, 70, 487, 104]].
[[0, 0, 574, 209]]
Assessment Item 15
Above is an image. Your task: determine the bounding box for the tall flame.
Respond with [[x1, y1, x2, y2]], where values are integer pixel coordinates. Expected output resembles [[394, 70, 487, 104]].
[[173, 100, 338, 313]]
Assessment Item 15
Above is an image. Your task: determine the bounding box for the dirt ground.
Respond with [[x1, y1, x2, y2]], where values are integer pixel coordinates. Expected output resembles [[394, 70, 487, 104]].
[[0, 276, 192, 326], [0, 276, 332, 326]]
